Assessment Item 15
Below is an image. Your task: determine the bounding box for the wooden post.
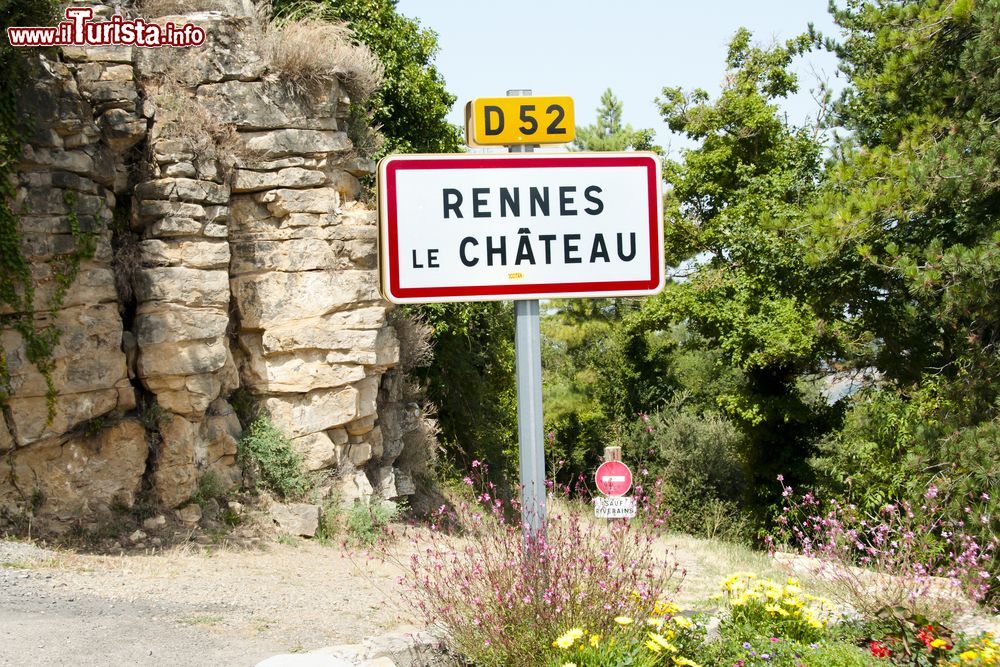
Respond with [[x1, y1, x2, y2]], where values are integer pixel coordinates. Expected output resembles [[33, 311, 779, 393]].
[[603, 446, 621, 463]]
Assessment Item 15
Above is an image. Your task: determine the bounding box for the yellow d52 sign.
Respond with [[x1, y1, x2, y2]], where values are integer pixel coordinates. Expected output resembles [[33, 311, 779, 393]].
[[465, 96, 574, 146]]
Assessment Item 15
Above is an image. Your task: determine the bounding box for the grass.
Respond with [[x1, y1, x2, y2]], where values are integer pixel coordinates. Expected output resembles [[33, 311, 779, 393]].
[[666, 531, 793, 610], [177, 614, 224, 626], [543, 495, 823, 612], [260, 2, 383, 100], [275, 534, 298, 547]]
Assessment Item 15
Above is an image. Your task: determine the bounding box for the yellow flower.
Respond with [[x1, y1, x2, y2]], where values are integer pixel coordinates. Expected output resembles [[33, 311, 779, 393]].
[[562, 663, 577, 667], [646, 640, 663, 654], [553, 628, 585, 649], [648, 632, 678, 653], [646, 617, 665, 629], [589, 634, 600, 647], [930, 638, 949, 649], [765, 604, 790, 617], [673, 658, 702, 667], [671, 615, 694, 629], [615, 616, 634, 626], [655, 600, 681, 615], [959, 650, 978, 662]]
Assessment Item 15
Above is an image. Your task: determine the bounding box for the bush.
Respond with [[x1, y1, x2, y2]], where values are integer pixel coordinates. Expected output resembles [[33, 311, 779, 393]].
[[390, 465, 681, 667], [770, 478, 995, 622], [623, 398, 750, 541], [696, 572, 879, 667], [346, 498, 401, 547], [811, 383, 999, 605], [236, 416, 309, 499], [700, 635, 881, 667], [259, 11, 383, 100], [716, 573, 839, 644]]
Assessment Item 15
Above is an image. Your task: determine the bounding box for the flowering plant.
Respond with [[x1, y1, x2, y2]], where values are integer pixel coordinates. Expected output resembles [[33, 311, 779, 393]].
[[545, 604, 705, 667], [392, 462, 682, 667], [716, 573, 840, 643], [769, 477, 996, 621], [942, 632, 999, 665]]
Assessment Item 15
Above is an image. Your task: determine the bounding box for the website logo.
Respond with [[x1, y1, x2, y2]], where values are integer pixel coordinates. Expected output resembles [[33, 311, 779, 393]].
[[6, 7, 206, 48]]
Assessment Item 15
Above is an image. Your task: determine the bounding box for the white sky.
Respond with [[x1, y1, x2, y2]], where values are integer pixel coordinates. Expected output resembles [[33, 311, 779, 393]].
[[393, 0, 845, 155]]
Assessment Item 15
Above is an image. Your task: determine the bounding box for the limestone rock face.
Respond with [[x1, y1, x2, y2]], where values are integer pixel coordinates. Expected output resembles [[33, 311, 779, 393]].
[[0, 420, 148, 531], [153, 402, 241, 508], [2, 3, 421, 533]]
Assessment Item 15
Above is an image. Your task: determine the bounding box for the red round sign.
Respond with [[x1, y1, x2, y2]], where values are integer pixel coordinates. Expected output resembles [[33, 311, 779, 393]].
[[595, 460, 632, 497]]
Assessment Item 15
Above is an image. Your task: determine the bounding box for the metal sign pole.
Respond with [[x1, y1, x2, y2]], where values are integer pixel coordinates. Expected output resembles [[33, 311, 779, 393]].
[[507, 88, 546, 543]]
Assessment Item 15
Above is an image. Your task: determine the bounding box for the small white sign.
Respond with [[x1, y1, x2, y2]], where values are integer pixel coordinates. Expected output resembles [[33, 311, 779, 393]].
[[594, 496, 637, 519]]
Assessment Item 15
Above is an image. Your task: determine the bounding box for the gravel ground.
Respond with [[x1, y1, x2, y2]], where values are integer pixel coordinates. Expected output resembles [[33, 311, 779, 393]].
[[0, 538, 414, 667]]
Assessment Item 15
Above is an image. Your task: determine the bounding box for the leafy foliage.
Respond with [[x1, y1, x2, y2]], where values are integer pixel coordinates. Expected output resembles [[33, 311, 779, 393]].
[[237, 416, 309, 499], [345, 498, 401, 546], [625, 28, 842, 521], [623, 398, 749, 541], [798, 0, 1000, 599], [411, 302, 517, 479]]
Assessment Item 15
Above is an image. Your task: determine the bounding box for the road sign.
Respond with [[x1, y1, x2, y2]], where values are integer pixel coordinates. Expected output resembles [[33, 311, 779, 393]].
[[377, 152, 664, 304], [465, 96, 574, 146], [595, 460, 632, 497], [594, 496, 637, 519]]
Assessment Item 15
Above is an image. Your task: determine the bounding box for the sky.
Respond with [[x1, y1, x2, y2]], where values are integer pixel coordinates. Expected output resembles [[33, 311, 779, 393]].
[[393, 0, 846, 155]]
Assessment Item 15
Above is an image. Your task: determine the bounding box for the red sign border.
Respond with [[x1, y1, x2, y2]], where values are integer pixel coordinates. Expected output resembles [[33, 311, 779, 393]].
[[594, 460, 633, 498], [379, 153, 662, 302]]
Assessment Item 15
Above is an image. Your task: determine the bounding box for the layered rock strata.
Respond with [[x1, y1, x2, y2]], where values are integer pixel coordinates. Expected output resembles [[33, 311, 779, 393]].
[[1, 4, 416, 532]]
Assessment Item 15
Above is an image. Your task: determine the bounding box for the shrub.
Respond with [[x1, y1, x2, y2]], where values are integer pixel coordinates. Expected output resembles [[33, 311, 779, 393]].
[[390, 464, 681, 667], [191, 471, 224, 506], [346, 498, 401, 547], [236, 416, 309, 499], [261, 2, 383, 100], [942, 632, 999, 666], [700, 635, 881, 667], [770, 477, 996, 622], [623, 398, 750, 541], [695, 572, 879, 667], [715, 573, 839, 644]]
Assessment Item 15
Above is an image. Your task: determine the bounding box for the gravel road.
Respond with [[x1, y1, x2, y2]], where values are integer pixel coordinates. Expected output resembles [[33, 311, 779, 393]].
[[0, 538, 411, 667]]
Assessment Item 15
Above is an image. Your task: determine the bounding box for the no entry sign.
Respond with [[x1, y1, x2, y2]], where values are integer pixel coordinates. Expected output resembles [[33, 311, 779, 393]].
[[377, 152, 663, 304], [595, 460, 632, 497]]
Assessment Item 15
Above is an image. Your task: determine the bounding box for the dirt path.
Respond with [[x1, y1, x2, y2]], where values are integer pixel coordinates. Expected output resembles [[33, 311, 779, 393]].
[[0, 539, 416, 667], [4, 529, 994, 667]]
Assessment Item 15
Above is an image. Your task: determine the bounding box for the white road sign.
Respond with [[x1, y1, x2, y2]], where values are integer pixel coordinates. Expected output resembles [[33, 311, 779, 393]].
[[377, 152, 663, 303], [593, 496, 638, 519]]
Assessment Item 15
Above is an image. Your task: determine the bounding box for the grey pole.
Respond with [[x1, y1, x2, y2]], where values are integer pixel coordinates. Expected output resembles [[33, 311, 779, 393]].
[[507, 89, 547, 542]]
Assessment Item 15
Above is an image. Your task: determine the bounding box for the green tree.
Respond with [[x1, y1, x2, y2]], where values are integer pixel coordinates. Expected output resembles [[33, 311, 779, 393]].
[[570, 88, 657, 152], [624, 28, 841, 520], [803, 0, 1000, 558], [542, 91, 658, 484], [414, 303, 516, 478]]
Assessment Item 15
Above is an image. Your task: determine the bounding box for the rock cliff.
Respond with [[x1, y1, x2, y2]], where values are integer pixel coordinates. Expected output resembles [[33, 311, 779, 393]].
[[1, 1, 420, 533]]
